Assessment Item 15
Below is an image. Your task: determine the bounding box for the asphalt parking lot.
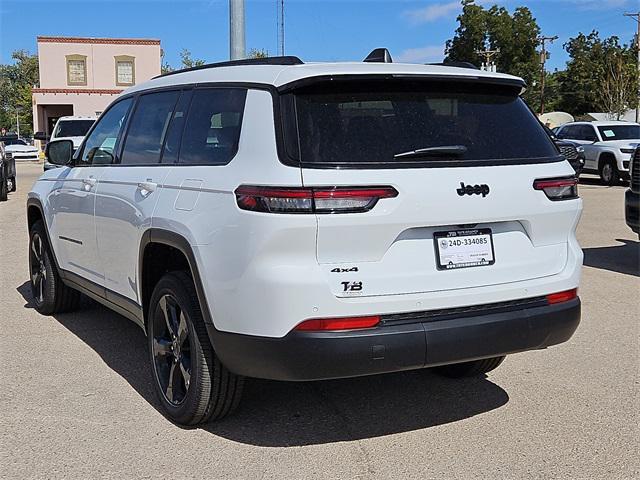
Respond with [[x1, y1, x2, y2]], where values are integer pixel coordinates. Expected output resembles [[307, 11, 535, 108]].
[[1, 162, 638, 479]]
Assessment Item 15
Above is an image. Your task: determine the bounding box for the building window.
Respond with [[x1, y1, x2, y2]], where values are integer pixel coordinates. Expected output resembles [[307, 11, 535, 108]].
[[115, 56, 135, 86], [66, 55, 87, 86]]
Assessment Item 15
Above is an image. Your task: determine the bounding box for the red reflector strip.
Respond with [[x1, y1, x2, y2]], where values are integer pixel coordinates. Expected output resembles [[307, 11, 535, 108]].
[[533, 178, 578, 190], [546, 288, 578, 305], [294, 315, 381, 331], [313, 187, 398, 199]]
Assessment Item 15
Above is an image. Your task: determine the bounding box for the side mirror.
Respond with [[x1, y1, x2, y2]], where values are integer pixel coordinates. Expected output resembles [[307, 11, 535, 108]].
[[46, 139, 74, 166], [33, 131, 48, 141]]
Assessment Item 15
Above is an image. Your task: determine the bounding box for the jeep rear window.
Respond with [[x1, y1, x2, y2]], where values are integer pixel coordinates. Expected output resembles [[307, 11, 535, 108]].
[[284, 80, 558, 168]]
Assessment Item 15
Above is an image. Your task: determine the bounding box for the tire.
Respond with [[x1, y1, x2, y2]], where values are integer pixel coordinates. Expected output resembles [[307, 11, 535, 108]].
[[433, 356, 505, 378], [599, 159, 619, 186], [9, 176, 16, 192], [148, 271, 244, 425], [29, 220, 81, 314], [0, 172, 7, 201]]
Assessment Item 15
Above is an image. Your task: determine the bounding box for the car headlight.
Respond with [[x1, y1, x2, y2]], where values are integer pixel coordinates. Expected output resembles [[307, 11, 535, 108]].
[[620, 148, 635, 154], [576, 146, 585, 153]]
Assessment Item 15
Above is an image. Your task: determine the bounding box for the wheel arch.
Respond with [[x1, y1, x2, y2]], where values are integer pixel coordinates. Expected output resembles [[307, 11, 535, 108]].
[[598, 151, 617, 170], [26, 197, 62, 272], [138, 229, 214, 331]]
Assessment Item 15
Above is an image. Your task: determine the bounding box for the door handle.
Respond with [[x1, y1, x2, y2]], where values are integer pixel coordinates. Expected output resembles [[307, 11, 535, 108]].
[[82, 176, 97, 191], [137, 181, 157, 197]]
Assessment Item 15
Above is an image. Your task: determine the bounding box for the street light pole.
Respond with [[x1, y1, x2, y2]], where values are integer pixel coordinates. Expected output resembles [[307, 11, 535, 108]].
[[623, 12, 640, 123], [230, 0, 246, 60], [15, 107, 21, 138]]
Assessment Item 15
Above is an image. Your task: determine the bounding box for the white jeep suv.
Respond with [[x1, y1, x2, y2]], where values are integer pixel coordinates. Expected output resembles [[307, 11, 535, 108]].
[[555, 121, 640, 185], [27, 52, 583, 425]]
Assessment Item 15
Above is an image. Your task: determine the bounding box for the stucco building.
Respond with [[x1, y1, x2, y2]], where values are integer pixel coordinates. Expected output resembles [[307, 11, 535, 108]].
[[32, 36, 161, 137]]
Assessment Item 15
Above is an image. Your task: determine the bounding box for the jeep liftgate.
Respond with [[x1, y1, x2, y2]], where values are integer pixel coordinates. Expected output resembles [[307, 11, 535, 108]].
[[283, 77, 579, 297]]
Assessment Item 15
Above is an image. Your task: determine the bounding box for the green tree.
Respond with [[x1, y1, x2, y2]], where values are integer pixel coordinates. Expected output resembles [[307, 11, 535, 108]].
[[445, 1, 541, 106], [179, 49, 206, 68], [558, 31, 637, 117], [0, 50, 39, 135], [248, 48, 269, 59]]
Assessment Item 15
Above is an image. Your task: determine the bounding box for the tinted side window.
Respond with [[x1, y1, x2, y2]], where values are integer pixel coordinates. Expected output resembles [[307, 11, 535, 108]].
[[121, 90, 180, 165], [581, 125, 598, 142], [178, 88, 247, 165], [160, 90, 193, 164], [81, 98, 133, 165]]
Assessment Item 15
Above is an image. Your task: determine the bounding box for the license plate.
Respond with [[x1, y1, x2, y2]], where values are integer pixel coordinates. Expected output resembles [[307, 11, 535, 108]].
[[434, 228, 495, 270]]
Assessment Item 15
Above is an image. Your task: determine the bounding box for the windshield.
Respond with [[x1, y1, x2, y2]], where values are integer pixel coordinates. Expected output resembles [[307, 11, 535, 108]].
[[53, 120, 95, 138], [285, 80, 558, 167], [4, 139, 27, 146], [597, 125, 640, 141]]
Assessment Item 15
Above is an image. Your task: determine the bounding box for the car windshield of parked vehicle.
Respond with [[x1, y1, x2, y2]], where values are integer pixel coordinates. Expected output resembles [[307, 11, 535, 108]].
[[287, 80, 558, 167], [5, 139, 27, 146], [53, 120, 95, 138], [597, 125, 640, 141]]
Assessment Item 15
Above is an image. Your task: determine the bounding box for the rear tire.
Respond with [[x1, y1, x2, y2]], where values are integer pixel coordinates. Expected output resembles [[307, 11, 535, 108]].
[[148, 271, 244, 425], [433, 356, 505, 378], [28, 220, 81, 314], [9, 176, 16, 192], [0, 174, 7, 201], [599, 159, 619, 186]]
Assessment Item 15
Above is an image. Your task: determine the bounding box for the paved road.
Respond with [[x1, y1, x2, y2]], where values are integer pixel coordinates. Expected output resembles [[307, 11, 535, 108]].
[[1, 163, 638, 479]]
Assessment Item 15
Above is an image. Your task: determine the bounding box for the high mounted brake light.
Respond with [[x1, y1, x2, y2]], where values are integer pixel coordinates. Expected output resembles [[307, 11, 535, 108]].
[[533, 177, 578, 201], [234, 186, 398, 214]]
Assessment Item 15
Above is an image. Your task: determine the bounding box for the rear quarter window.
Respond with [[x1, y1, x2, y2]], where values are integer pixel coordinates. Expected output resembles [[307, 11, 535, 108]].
[[178, 88, 247, 165], [284, 80, 559, 168]]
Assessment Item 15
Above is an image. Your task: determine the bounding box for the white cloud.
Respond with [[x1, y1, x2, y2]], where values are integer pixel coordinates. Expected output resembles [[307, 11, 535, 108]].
[[403, 1, 460, 24], [403, 0, 506, 25], [396, 45, 445, 64]]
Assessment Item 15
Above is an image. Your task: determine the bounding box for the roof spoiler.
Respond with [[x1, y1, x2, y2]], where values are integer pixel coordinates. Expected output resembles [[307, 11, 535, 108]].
[[428, 61, 479, 70], [364, 48, 393, 63], [154, 56, 304, 79]]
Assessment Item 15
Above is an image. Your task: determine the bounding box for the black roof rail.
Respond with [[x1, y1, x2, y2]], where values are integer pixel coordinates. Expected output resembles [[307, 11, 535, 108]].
[[154, 56, 304, 79], [428, 61, 480, 70], [364, 48, 393, 63]]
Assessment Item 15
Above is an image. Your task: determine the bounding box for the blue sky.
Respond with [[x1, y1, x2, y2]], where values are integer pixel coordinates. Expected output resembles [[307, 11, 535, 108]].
[[0, 0, 635, 71]]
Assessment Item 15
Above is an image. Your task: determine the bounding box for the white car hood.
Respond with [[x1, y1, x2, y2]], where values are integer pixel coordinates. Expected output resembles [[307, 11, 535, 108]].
[[598, 139, 640, 149], [5, 144, 38, 153]]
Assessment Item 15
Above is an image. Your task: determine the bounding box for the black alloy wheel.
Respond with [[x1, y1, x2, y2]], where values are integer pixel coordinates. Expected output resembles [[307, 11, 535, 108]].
[[151, 294, 193, 406], [29, 231, 47, 306]]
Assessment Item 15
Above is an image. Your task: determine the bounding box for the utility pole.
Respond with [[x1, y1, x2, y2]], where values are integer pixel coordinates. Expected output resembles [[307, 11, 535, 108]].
[[15, 106, 21, 137], [537, 35, 558, 115], [277, 0, 285, 57], [624, 12, 640, 123], [476, 48, 500, 72], [230, 0, 246, 60]]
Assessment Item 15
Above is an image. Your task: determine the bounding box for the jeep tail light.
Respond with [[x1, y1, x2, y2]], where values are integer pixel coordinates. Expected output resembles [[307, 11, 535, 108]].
[[546, 288, 578, 305], [235, 186, 398, 214], [294, 315, 381, 331], [533, 177, 578, 201]]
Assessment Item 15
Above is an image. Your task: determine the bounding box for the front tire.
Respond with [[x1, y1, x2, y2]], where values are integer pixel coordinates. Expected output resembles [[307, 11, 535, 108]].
[[28, 220, 80, 314], [148, 271, 244, 425], [433, 356, 505, 378], [0, 175, 7, 201], [599, 160, 619, 186], [8, 176, 16, 192]]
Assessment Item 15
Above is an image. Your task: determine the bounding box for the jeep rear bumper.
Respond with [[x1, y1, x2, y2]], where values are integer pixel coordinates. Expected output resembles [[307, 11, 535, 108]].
[[208, 297, 580, 381]]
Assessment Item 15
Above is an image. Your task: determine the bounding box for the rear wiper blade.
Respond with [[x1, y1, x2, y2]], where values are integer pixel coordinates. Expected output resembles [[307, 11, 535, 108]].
[[393, 145, 468, 159]]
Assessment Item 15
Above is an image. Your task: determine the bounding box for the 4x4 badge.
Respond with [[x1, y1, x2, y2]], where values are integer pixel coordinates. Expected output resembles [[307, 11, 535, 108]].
[[457, 182, 490, 198]]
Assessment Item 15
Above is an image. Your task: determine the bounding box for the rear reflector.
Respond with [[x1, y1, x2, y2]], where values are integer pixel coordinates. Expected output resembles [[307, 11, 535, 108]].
[[235, 185, 398, 214], [533, 177, 578, 201], [546, 288, 578, 305], [294, 315, 381, 331]]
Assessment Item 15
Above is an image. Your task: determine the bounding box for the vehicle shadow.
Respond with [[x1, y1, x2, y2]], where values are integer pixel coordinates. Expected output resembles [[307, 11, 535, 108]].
[[578, 176, 628, 188], [17, 281, 509, 447], [583, 239, 639, 277]]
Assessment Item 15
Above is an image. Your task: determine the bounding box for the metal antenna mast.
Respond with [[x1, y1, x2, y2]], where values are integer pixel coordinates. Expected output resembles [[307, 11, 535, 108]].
[[277, 0, 285, 56]]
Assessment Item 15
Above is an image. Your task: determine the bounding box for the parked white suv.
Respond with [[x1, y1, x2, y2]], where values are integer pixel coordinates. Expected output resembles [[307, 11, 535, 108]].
[[555, 121, 640, 185], [27, 52, 583, 425]]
